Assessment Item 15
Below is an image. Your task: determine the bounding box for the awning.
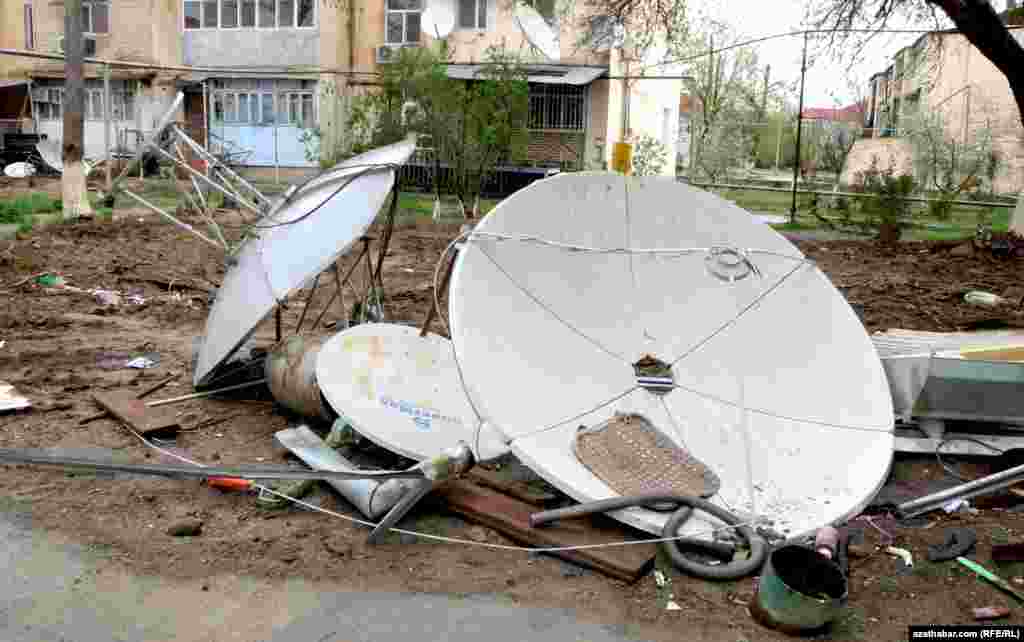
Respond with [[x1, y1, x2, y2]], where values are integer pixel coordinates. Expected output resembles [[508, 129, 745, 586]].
[[0, 80, 29, 89], [445, 64, 607, 85]]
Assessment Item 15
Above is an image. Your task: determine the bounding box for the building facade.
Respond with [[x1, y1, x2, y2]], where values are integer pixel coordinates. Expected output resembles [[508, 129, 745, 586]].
[[0, 0, 680, 177], [846, 26, 1024, 195]]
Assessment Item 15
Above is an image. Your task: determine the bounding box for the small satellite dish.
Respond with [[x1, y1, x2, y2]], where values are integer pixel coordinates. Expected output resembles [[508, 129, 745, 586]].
[[513, 2, 560, 61], [448, 173, 893, 538], [3, 162, 36, 178], [193, 138, 417, 387], [316, 322, 509, 462], [421, 0, 455, 39]]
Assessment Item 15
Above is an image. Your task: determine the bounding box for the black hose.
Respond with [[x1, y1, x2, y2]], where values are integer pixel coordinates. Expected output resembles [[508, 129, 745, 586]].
[[531, 494, 768, 581]]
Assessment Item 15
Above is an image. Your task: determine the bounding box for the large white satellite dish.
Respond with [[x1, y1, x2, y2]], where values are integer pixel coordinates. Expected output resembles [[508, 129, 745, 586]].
[[421, 0, 455, 39], [193, 138, 417, 386], [513, 2, 560, 61], [448, 173, 893, 539], [316, 323, 508, 462]]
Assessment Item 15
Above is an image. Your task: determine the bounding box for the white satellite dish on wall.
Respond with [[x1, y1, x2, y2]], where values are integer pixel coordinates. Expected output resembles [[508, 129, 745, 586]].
[[513, 2, 560, 61], [421, 0, 455, 39], [448, 172, 894, 538]]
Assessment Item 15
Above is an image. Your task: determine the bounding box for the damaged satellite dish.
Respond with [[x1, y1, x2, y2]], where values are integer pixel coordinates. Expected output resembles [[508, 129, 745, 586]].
[[421, 0, 455, 39], [316, 323, 508, 462], [193, 137, 417, 387], [448, 173, 893, 538], [35, 139, 63, 173], [513, 2, 560, 61]]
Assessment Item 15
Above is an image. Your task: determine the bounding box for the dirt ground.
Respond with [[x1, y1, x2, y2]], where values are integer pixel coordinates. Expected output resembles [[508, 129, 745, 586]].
[[3, 179, 1024, 641]]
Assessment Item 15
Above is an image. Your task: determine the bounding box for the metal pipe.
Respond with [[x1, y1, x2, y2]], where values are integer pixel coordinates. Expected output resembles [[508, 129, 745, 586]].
[[109, 91, 184, 196], [172, 124, 271, 206], [683, 180, 1012, 209], [120, 189, 223, 250], [789, 31, 808, 225], [0, 447, 427, 482], [898, 461, 1024, 517], [149, 144, 262, 215]]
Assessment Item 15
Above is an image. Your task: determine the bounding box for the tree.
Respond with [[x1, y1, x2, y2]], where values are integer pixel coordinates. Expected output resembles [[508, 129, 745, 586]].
[[684, 20, 770, 181], [808, 0, 1024, 231], [61, 0, 93, 220], [346, 44, 529, 218], [905, 108, 998, 218]]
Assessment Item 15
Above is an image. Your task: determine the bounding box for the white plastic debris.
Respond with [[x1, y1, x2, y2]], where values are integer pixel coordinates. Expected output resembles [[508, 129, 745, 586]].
[[125, 357, 158, 369], [965, 291, 1007, 307], [943, 498, 970, 514], [94, 289, 122, 306], [653, 570, 668, 588], [666, 600, 682, 611], [885, 546, 913, 568]]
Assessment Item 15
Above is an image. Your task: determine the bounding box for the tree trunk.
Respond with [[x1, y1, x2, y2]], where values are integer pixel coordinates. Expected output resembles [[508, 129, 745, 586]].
[[61, 0, 93, 220]]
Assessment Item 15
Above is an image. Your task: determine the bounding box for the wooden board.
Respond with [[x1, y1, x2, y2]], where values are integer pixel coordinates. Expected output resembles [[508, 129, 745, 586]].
[[465, 468, 559, 507], [437, 480, 656, 583], [92, 391, 179, 435]]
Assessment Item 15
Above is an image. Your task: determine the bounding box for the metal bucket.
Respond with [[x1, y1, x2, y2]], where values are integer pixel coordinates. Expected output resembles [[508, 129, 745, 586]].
[[750, 545, 848, 634]]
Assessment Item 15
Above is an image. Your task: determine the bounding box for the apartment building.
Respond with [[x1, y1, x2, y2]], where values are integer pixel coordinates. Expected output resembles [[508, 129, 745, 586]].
[[845, 24, 1024, 194], [1, 0, 680, 176]]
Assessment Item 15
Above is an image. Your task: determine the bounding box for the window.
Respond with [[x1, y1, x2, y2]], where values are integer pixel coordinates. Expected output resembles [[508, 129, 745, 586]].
[[221, 0, 238, 26], [297, 0, 313, 26], [213, 88, 279, 125], [36, 86, 65, 121], [83, 1, 109, 34], [386, 0, 421, 44], [241, 0, 255, 25], [278, 0, 293, 26], [185, 1, 201, 28], [184, 0, 313, 29], [203, 0, 218, 27], [258, 0, 275, 27], [24, 3, 34, 50], [277, 91, 314, 127], [527, 84, 585, 130], [458, 0, 485, 29]]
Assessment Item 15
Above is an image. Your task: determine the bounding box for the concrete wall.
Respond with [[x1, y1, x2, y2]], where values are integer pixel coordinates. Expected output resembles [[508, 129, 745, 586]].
[[184, 29, 319, 67], [1, 2, 36, 79], [602, 48, 680, 176], [840, 137, 913, 186]]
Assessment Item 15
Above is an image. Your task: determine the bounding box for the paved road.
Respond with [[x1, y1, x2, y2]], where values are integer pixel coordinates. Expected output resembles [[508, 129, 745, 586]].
[[0, 501, 649, 642]]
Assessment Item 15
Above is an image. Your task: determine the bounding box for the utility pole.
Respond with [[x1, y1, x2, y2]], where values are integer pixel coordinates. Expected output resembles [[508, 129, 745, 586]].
[[789, 31, 808, 225], [61, 0, 93, 219], [103, 63, 111, 192]]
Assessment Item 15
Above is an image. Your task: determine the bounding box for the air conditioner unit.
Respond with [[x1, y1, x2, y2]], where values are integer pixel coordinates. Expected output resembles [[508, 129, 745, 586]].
[[56, 35, 97, 57]]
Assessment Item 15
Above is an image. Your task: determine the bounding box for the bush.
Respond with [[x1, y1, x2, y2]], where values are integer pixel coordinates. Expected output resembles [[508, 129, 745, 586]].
[[855, 156, 916, 242]]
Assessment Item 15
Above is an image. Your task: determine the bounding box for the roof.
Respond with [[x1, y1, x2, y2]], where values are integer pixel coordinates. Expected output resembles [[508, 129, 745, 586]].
[[444, 64, 607, 85], [801, 104, 864, 122]]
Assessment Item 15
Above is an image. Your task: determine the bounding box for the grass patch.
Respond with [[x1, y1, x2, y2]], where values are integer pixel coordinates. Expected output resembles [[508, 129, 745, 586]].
[[396, 192, 500, 222], [992, 527, 1011, 545]]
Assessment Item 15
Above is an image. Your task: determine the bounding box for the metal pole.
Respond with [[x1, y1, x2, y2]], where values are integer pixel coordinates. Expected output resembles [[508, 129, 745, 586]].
[[273, 79, 280, 185], [202, 80, 210, 177], [790, 31, 808, 225], [103, 64, 111, 191], [898, 460, 1024, 518]]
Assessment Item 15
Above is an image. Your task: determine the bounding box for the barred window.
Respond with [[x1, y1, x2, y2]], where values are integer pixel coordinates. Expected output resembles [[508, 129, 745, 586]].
[[527, 84, 585, 130]]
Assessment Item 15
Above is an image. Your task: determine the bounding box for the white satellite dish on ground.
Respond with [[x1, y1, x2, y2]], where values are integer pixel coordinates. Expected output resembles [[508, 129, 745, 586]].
[[448, 172, 894, 539], [316, 323, 509, 462], [193, 138, 417, 387], [421, 0, 455, 39], [36, 140, 63, 173], [3, 162, 36, 178], [513, 2, 560, 61]]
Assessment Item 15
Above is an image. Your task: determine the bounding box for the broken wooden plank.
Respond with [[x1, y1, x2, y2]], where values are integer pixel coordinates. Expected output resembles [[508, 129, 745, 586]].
[[436, 480, 656, 583], [91, 390, 179, 436], [465, 468, 559, 507]]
